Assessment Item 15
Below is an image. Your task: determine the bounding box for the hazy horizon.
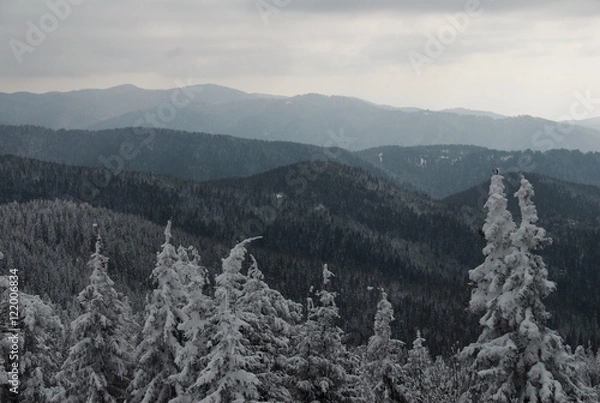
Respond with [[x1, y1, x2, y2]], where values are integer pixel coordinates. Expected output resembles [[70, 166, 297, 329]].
[[1, 0, 600, 121]]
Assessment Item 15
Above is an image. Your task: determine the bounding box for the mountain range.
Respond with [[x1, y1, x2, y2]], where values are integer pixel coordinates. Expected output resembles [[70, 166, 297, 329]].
[[2, 84, 600, 152]]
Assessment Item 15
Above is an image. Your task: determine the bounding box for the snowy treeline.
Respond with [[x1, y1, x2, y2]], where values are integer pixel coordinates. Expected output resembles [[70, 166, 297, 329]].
[[1, 174, 599, 402]]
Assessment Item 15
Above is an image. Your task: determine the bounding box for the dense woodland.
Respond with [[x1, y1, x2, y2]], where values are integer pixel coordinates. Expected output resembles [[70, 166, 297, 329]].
[[1, 172, 600, 402], [1, 154, 600, 351], [1, 125, 600, 198], [359, 145, 600, 198]]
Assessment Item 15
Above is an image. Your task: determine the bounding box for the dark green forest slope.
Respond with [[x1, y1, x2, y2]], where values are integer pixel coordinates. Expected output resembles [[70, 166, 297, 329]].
[[358, 145, 600, 198], [0, 199, 226, 309], [2, 125, 600, 199], [0, 155, 481, 353], [0, 125, 401, 190], [1, 155, 599, 354]]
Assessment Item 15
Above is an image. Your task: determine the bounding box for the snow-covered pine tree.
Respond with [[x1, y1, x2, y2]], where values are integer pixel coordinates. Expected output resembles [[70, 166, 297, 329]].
[[362, 288, 409, 403], [424, 354, 468, 403], [575, 346, 595, 390], [405, 330, 433, 402], [129, 221, 190, 403], [462, 175, 598, 403], [0, 276, 65, 402], [175, 245, 206, 289], [503, 176, 595, 402], [18, 292, 65, 401], [468, 171, 517, 313], [461, 171, 519, 402], [579, 346, 600, 392], [238, 254, 303, 402], [54, 234, 134, 403], [171, 245, 213, 400], [174, 238, 261, 403], [287, 265, 364, 402]]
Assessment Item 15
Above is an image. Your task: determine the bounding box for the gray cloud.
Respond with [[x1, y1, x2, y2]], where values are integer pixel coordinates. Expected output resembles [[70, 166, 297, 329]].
[[282, 0, 599, 16]]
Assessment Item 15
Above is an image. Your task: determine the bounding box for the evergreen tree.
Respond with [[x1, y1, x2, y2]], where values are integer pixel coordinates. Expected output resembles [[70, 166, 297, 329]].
[[174, 238, 261, 403], [462, 175, 597, 403], [238, 254, 303, 402], [362, 288, 409, 403], [468, 171, 517, 313], [18, 291, 65, 401], [54, 234, 134, 403], [0, 276, 64, 401], [171, 245, 213, 400], [405, 330, 433, 402], [287, 265, 364, 402], [424, 354, 468, 403], [461, 171, 519, 402], [129, 221, 190, 403]]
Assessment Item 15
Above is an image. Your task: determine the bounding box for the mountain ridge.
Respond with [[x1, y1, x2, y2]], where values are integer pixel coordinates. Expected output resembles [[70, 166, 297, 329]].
[[1, 125, 599, 199], [2, 84, 600, 151]]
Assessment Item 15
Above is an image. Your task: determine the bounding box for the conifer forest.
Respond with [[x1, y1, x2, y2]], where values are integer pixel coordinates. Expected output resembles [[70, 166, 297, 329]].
[[2, 168, 600, 402]]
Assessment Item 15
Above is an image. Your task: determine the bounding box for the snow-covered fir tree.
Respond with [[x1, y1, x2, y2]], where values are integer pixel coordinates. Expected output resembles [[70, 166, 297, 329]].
[[424, 354, 468, 403], [174, 238, 261, 403], [405, 330, 433, 402], [461, 171, 518, 402], [0, 276, 65, 402], [577, 346, 600, 393], [129, 221, 191, 403], [468, 171, 517, 314], [287, 265, 364, 402], [54, 234, 135, 403], [362, 288, 409, 403], [575, 346, 596, 391], [462, 175, 598, 403], [238, 254, 303, 402], [171, 245, 213, 400], [175, 244, 206, 290], [17, 290, 65, 401]]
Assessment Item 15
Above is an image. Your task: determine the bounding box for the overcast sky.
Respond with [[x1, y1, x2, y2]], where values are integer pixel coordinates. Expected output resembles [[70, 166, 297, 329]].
[[1, 0, 599, 120]]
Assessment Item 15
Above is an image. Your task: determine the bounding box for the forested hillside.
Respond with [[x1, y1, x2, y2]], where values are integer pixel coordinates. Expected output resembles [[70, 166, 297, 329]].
[[2, 125, 600, 199], [1, 155, 599, 354], [0, 155, 482, 352], [0, 199, 225, 309], [0, 125, 400, 190], [358, 145, 600, 198]]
